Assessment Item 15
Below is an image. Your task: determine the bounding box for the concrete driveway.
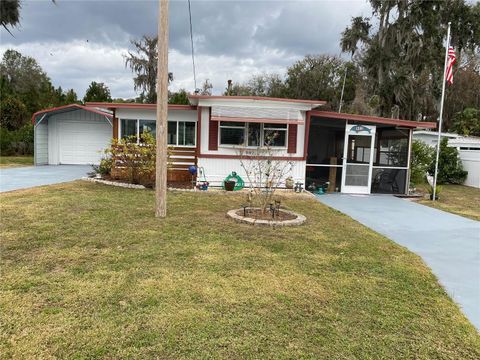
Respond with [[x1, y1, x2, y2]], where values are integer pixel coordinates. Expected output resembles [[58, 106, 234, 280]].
[[317, 194, 480, 330], [0, 165, 92, 192]]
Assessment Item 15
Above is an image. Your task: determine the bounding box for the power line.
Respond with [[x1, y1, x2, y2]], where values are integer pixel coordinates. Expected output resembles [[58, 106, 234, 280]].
[[187, 0, 197, 91]]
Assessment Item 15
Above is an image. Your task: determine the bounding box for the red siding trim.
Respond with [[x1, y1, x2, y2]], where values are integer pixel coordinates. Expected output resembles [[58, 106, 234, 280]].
[[208, 108, 218, 151], [188, 95, 326, 106], [196, 106, 202, 156], [197, 154, 305, 161], [112, 109, 118, 139], [85, 102, 197, 111], [303, 111, 311, 158], [287, 124, 298, 154], [211, 115, 304, 124], [310, 110, 436, 129], [31, 103, 112, 124]]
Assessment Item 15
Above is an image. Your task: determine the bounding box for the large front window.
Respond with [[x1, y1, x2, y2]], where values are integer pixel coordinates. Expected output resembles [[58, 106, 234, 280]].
[[120, 119, 196, 146], [219, 121, 287, 147]]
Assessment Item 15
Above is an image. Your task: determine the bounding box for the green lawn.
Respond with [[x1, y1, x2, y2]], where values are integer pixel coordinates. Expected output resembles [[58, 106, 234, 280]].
[[1, 182, 479, 359], [418, 184, 480, 221], [0, 155, 34, 168]]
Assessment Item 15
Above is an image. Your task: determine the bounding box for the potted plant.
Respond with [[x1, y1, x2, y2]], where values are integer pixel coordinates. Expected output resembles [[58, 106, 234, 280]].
[[224, 180, 236, 191], [285, 176, 294, 189]]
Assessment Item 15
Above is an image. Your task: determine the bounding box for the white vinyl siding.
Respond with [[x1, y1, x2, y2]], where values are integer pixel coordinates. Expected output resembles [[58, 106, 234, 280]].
[[34, 120, 48, 165]]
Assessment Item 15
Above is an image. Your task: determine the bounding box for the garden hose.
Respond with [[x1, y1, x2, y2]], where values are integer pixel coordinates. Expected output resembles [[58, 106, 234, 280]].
[[222, 172, 245, 191]]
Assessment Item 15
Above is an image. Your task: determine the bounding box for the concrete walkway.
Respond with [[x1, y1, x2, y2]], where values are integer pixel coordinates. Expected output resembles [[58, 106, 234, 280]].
[[0, 165, 91, 192], [317, 194, 480, 330]]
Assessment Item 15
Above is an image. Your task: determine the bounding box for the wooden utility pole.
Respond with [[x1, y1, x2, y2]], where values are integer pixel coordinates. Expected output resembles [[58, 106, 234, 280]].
[[155, 0, 169, 217]]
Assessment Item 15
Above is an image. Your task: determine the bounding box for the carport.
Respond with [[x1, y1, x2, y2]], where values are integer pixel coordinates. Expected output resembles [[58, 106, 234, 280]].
[[32, 104, 113, 165]]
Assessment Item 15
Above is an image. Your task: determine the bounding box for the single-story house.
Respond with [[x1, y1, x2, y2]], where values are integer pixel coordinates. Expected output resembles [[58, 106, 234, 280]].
[[32, 95, 436, 194], [413, 130, 480, 188]]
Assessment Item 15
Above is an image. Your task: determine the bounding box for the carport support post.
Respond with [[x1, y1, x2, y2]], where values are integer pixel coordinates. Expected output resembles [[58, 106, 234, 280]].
[[155, 0, 169, 218]]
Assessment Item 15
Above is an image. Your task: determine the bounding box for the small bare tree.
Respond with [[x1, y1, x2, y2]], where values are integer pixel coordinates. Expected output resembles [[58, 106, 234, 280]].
[[239, 130, 294, 213]]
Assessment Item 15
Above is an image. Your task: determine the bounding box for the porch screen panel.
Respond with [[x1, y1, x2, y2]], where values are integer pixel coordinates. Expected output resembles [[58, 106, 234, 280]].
[[371, 128, 409, 194], [345, 165, 369, 186]]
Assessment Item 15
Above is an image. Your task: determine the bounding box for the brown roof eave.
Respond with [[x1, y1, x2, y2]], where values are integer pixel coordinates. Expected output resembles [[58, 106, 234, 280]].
[[310, 111, 437, 129]]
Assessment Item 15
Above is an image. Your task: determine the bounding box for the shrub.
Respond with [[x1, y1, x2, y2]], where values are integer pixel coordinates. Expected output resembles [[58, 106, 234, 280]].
[[410, 139, 434, 185], [428, 138, 467, 184], [105, 133, 157, 187], [0, 124, 34, 155], [91, 157, 113, 176]]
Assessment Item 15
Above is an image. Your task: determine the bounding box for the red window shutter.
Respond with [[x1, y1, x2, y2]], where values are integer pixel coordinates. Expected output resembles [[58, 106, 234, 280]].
[[209, 119, 219, 150], [287, 124, 297, 153]]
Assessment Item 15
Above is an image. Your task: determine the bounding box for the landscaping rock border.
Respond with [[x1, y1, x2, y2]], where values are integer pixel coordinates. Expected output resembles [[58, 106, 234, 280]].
[[82, 177, 146, 189], [227, 207, 306, 227]]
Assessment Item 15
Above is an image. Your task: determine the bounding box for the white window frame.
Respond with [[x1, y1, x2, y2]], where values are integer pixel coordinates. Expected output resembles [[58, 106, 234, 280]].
[[218, 121, 288, 148], [119, 119, 196, 147], [172, 121, 197, 147]]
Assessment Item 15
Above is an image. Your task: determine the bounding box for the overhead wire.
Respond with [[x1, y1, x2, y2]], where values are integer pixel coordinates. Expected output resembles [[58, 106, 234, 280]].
[[187, 0, 197, 91]]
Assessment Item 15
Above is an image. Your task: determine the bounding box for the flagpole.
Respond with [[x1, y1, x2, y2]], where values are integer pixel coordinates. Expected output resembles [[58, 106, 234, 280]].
[[432, 22, 451, 202]]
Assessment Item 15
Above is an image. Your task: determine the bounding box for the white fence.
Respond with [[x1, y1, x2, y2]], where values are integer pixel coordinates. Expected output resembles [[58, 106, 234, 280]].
[[459, 150, 480, 188]]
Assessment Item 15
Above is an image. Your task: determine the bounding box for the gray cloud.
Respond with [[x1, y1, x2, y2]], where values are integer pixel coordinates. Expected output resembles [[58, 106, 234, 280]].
[[1, 0, 371, 99]]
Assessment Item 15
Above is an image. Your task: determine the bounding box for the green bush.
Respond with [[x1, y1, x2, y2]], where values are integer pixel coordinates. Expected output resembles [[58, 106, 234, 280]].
[[410, 140, 434, 185], [0, 124, 34, 155], [91, 157, 113, 176], [428, 138, 467, 184]]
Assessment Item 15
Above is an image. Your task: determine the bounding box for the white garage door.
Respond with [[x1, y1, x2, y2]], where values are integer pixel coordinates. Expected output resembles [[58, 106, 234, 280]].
[[58, 119, 111, 165]]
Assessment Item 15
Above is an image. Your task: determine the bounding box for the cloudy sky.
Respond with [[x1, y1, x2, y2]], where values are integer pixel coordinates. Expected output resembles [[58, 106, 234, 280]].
[[0, 0, 371, 99]]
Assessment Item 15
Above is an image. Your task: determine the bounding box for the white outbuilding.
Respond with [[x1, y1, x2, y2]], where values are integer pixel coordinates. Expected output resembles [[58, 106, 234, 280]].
[[32, 104, 113, 165]]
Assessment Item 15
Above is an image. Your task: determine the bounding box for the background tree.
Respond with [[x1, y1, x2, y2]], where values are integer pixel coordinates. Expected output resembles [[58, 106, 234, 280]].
[[200, 79, 213, 96], [0, 96, 28, 130], [83, 81, 112, 103], [226, 74, 287, 98], [0, 49, 57, 115], [64, 89, 79, 104], [1, 0, 20, 34], [124, 35, 173, 103], [443, 50, 480, 129], [286, 55, 358, 110], [341, 0, 479, 120], [169, 89, 190, 105], [450, 108, 480, 136]]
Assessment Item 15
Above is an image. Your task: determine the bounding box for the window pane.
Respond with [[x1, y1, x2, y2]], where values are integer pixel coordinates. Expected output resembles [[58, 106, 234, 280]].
[[139, 120, 156, 139], [168, 121, 177, 145], [121, 119, 137, 139], [220, 127, 244, 145], [220, 121, 245, 127], [264, 129, 286, 147], [178, 122, 196, 146], [247, 123, 261, 147], [346, 135, 371, 164], [264, 123, 287, 129]]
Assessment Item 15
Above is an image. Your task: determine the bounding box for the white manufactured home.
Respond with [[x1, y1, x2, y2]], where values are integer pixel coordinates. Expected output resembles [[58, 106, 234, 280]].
[[32, 95, 436, 194]]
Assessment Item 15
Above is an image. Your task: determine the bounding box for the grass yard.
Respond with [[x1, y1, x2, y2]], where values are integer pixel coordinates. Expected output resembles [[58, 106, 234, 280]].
[[1, 182, 479, 359], [0, 155, 34, 168], [418, 184, 480, 221]]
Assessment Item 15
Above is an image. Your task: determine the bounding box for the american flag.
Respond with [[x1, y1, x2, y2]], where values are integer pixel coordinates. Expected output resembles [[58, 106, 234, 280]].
[[445, 46, 456, 85]]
